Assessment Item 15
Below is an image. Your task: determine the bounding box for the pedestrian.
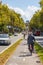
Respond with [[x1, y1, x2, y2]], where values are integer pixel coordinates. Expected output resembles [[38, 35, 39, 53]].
[[24, 33, 25, 39], [23, 31, 26, 39], [27, 29, 35, 55]]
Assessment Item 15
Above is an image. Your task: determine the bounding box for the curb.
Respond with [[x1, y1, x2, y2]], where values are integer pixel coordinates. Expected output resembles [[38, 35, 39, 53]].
[[0, 36, 23, 54], [0, 34, 23, 54], [3, 39, 22, 65]]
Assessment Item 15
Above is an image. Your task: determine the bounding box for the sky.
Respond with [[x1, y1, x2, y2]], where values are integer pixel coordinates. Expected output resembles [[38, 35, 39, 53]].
[[2, 0, 40, 21]]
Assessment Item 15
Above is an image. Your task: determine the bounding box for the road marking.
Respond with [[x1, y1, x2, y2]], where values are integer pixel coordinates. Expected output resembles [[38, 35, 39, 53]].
[[23, 58, 25, 61]]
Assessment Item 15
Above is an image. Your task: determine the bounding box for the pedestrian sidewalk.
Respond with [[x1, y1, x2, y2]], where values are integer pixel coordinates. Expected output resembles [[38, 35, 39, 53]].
[[5, 39, 42, 65]]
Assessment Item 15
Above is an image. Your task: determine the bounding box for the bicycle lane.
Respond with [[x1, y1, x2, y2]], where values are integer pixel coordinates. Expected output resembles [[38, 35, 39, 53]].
[[5, 39, 42, 65]]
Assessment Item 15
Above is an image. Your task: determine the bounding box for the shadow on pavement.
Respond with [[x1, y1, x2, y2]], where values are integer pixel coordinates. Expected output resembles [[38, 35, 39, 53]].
[[22, 43, 27, 46], [19, 54, 32, 57], [20, 51, 29, 54], [19, 51, 32, 57], [36, 61, 41, 63]]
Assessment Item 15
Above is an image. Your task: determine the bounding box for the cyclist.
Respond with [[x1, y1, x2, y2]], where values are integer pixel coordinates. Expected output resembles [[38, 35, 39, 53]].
[[27, 29, 35, 55]]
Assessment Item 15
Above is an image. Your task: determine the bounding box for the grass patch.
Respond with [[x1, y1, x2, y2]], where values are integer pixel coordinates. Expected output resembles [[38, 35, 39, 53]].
[[0, 39, 22, 65], [35, 42, 43, 63]]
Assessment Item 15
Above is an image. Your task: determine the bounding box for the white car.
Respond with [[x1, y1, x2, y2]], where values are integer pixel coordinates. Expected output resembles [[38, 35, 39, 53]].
[[14, 32, 18, 36], [0, 34, 11, 45]]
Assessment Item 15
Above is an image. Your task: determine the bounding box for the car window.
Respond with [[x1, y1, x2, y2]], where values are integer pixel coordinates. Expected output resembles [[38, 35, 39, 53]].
[[0, 34, 9, 38]]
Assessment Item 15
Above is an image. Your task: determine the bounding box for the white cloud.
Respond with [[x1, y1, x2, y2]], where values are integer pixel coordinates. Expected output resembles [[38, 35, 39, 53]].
[[14, 8, 25, 16], [24, 6, 40, 21], [7, 4, 40, 21]]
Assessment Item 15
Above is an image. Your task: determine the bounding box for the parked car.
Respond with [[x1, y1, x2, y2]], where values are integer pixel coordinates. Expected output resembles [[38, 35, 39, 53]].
[[33, 30, 40, 36], [14, 32, 18, 36], [0, 34, 11, 45]]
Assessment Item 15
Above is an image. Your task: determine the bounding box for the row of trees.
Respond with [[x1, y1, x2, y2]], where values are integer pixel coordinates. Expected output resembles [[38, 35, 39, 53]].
[[29, 0, 43, 31], [0, 2, 26, 33]]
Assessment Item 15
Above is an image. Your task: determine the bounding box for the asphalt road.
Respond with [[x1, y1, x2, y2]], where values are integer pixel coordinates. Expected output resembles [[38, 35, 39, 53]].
[[0, 33, 23, 54], [35, 36, 43, 47], [0, 34, 43, 54]]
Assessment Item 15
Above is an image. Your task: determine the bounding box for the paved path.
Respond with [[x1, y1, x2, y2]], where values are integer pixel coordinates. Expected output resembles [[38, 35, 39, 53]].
[[5, 39, 42, 65]]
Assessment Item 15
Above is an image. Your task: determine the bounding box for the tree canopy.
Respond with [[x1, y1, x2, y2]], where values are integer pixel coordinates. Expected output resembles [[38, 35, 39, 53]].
[[29, 0, 43, 31], [0, 3, 26, 33]]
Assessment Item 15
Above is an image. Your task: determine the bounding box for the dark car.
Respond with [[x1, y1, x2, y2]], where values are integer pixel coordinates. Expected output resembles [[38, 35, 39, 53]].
[[33, 30, 40, 36]]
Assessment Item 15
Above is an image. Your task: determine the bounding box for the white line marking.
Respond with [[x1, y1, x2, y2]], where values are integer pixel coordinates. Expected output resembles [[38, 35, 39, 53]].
[[23, 58, 25, 61]]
